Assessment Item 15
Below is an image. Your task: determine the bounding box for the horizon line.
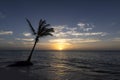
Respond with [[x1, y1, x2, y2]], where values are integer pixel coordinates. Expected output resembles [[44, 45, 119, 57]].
[[0, 49, 120, 51]]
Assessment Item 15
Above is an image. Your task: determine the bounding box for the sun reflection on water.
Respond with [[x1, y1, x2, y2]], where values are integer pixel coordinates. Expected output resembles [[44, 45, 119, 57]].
[[49, 52, 70, 79]]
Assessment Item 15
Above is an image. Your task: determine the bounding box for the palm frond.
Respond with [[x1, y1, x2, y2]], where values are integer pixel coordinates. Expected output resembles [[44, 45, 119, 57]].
[[37, 19, 46, 34], [38, 26, 46, 35], [46, 28, 54, 32], [42, 24, 50, 28], [42, 20, 46, 25], [40, 32, 53, 37], [38, 19, 43, 31], [38, 24, 50, 33], [38, 20, 46, 28], [26, 18, 36, 35], [38, 27, 54, 36], [39, 19, 43, 26]]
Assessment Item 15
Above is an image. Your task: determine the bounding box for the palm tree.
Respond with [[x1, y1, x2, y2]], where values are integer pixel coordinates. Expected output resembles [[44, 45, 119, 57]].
[[8, 19, 54, 67], [26, 18, 54, 62]]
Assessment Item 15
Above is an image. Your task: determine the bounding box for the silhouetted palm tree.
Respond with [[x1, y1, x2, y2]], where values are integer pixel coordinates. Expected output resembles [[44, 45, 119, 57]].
[[7, 19, 54, 67], [26, 18, 54, 62]]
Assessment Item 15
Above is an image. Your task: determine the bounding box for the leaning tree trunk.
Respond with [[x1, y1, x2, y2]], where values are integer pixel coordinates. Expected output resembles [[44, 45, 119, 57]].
[[27, 38, 38, 62]]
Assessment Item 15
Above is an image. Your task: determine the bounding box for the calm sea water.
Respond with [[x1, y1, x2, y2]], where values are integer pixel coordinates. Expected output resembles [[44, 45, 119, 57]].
[[0, 50, 120, 80]]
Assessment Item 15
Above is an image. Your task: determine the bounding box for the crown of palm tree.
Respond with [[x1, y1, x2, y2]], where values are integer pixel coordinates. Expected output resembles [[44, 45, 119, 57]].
[[26, 18, 54, 41]]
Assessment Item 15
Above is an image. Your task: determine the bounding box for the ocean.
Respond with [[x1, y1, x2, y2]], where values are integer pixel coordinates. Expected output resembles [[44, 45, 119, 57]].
[[0, 50, 120, 80]]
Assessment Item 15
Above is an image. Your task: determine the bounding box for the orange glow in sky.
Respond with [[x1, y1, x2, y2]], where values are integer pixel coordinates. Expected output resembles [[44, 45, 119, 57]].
[[52, 43, 71, 50], [53, 43, 65, 50]]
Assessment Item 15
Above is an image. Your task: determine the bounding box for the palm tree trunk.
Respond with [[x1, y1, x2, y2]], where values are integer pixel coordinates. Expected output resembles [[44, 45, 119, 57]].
[[27, 38, 38, 62]]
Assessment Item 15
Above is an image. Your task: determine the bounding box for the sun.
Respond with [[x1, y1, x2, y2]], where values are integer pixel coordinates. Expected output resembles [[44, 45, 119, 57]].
[[59, 47, 63, 51], [58, 44, 64, 51], [51, 39, 72, 51], [53, 43, 65, 51]]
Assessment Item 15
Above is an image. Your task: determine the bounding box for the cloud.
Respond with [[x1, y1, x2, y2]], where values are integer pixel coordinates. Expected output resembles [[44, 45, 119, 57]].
[[53, 32, 68, 37], [52, 25, 68, 37], [15, 38, 34, 41], [49, 38, 100, 44], [22, 42, 34, 45], [0, 38, 4, 40], [77, 23, 85, 27], [49, 38, 71, 43], [71, 38, 101, 43], [52, 22, 108, 38], [0, 31, 13, 35], [52, 25, 107, 37], [71, 32, 108, 36], [49, 38, 72, 46], [112, 38, 120, 42], [52, 25, 79, 37], [117, 31, 120, 34], [77, 22, 94, 31], [8, 42, 14, 44], [52, 25, 66, 32], [23, 32, 31, 37]]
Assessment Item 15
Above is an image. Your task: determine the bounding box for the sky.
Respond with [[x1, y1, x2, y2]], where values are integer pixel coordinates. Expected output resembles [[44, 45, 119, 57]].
[[0, 0, 120, 50]]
